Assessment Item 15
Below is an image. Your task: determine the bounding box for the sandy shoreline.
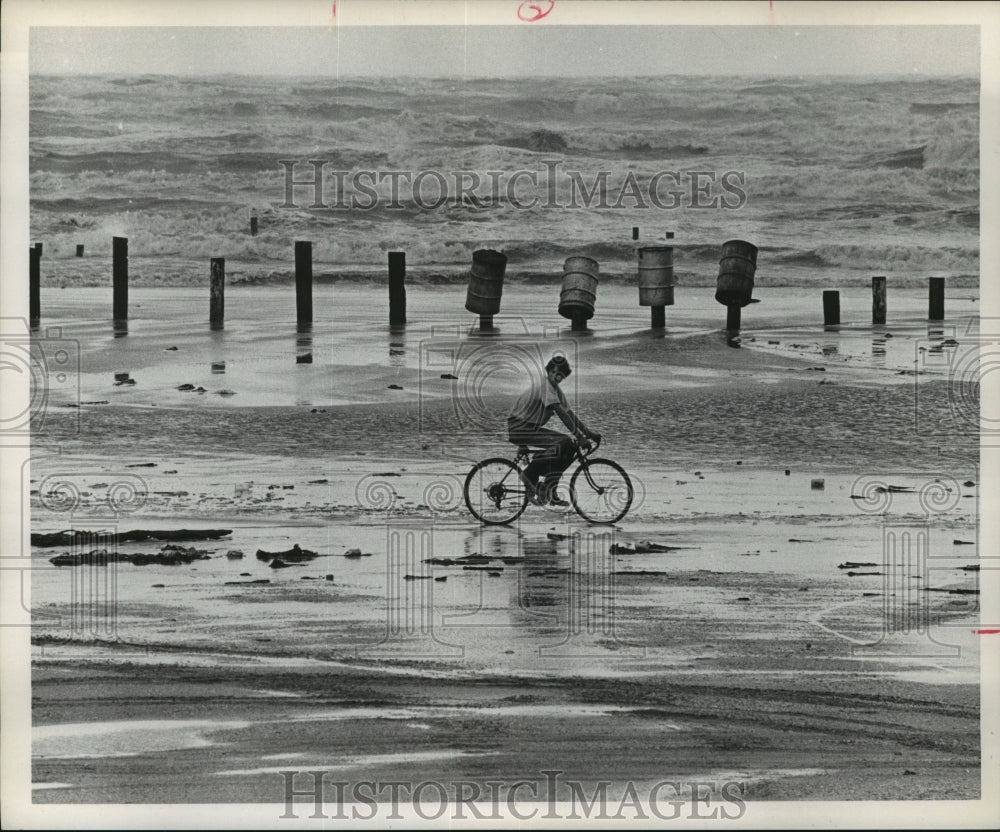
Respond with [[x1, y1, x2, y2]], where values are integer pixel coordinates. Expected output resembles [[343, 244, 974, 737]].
[[38, 375, 975, 471]]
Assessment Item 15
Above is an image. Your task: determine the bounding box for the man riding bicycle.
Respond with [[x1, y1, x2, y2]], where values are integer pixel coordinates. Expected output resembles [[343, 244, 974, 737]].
[[507, 354, 601, 506]]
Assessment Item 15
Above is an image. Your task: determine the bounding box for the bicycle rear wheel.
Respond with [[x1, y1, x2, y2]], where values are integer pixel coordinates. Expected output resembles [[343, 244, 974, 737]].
[[464, 458, 530, 525], [569, 458, 633, 524]]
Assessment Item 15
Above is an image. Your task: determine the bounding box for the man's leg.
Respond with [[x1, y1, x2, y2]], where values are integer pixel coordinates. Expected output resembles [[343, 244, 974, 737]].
[[539, 436, 576, 505], [514, 428, 566, 496]]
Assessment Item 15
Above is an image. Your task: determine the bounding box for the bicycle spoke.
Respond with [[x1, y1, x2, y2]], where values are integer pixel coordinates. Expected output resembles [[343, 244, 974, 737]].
[[570, 460, 633, 524], [464, 459, 529, 525]]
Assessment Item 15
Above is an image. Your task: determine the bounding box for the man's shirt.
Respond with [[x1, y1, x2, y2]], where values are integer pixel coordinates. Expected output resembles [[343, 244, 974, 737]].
[[508, 375, 567, 431]]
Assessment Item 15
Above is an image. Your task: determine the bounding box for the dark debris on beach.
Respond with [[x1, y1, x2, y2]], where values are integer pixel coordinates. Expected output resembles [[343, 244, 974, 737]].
[[32, 528, 232, 547]]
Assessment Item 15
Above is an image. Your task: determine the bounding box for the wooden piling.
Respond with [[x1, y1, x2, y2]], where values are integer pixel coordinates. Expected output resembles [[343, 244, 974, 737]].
[[210, 258, 225, 327], [653, 232, 674, 328], [34, 242, 43, 257], [571, 314, 588, 332], [29, 245, 41, 328], [929, 277, 945, 321], [823, 290, 840, 327], [112, 236, 128, 320], [294, 241, 313, 325], [726, 305, 741, 331], [632, 226, 639, 241], [479, 315, 494, 332], [250, 212, 258, 237], [388, 251, 406, 326], [872, 276, 886, 325], [76, 244, 84, 257]]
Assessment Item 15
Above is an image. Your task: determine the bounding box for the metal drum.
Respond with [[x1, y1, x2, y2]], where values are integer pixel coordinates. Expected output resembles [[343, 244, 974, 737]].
[[715, 240, 758, 307], [465, 249, 508, 316], [558, 256, 599, 321], [638, 246, 676, 307]]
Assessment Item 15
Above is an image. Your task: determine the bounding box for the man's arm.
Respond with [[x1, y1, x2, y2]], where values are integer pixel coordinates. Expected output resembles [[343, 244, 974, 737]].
[[554, 403, 597, 440]]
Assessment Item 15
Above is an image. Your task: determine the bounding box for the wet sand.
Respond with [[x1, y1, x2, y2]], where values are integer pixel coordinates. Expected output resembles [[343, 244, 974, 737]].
[[24, 285, 983, 806], [32, 654, 979, 805]]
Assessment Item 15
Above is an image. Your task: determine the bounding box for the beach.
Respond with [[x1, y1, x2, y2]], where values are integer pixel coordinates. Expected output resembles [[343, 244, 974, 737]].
[[26, 283, 982, 805], [14, 52, 988, 818]]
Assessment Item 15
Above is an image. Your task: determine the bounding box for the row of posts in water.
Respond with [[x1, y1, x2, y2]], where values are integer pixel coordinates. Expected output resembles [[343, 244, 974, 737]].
[[27, 234, 948, 330]]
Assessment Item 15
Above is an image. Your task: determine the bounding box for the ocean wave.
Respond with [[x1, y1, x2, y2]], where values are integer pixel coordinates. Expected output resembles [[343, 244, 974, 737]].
[[32, 196, 232, 213], [804, 242, 978, 273], [27, 73, 979, 290], [910, 101, 978, 115], [30, 148, 390, 175], [738, 82, 809, 94], [213, 150, 392, 173], [109, 76, 160, 87], [497, 130, 568, 152], [283, 101, 404, 121], [770, 249, 830, 267], [873, 145, 926, 170], [32, 150, 201, 174]]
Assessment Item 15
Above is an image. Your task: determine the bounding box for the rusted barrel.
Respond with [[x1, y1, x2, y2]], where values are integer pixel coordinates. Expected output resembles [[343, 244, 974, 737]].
[[465, 249, 507, 316], [715, 240, 758, 307], [638, 246, 675, 307], [559, 256, 599, 321]]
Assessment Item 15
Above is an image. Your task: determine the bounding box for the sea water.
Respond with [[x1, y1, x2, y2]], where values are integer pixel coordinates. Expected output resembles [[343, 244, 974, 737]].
[[30, 74, 978, 287]]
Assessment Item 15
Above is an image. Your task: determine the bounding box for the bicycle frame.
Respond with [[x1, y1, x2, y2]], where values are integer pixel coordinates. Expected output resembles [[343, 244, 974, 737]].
[[506, 436, 604, 492]]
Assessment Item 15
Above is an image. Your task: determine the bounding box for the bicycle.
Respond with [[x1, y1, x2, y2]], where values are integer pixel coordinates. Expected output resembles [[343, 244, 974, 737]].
[[463, 436, 633, 525]]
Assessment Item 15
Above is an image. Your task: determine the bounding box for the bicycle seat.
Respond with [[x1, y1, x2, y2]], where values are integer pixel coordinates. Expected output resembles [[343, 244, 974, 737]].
[[516, 445, 532, 455]]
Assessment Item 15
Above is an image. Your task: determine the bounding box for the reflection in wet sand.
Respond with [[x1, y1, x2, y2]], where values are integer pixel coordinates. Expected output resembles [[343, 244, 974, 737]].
[[871, 330, 887, 365]]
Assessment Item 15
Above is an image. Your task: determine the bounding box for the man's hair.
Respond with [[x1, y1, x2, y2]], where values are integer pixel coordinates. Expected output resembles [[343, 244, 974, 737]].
[[546, 355, 571, 377]]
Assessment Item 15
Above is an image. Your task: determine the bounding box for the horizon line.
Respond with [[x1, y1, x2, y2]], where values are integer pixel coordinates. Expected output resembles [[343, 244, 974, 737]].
[[29, 71, 981, 80]]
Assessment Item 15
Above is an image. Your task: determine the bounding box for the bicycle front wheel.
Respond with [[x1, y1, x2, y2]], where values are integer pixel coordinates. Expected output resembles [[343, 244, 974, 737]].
[[464, 458, 530, 525], [569, 458, 633, 524]]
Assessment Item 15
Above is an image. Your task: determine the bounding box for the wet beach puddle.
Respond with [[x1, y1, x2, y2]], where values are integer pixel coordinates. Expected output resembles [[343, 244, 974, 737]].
[[33, 718, 252, 759]]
